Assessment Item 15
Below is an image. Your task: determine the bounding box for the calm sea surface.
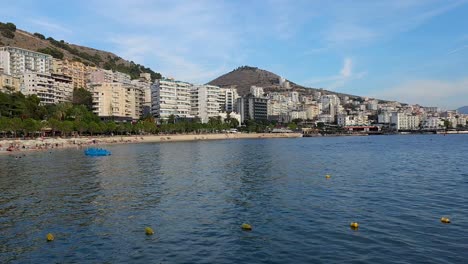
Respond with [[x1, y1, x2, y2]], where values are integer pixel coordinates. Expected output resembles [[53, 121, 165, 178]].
[[1, 135, 467, 263]]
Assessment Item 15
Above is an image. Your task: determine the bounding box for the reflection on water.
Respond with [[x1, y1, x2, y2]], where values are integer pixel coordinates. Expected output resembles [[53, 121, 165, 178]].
[[1, 135, 467, 263]]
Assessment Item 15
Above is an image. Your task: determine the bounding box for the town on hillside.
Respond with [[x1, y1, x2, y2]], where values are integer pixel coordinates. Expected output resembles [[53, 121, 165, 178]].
[[1, 45, 467, 135]]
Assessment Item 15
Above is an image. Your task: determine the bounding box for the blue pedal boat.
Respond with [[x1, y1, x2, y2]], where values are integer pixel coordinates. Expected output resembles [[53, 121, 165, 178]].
[[84, 148, 111, 156]]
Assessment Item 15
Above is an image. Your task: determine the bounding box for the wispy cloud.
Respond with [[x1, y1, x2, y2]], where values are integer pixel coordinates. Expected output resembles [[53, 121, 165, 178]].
[[305, 57, 367, 89], [373, 78, 468, 109], [448, 44, 468, 54]]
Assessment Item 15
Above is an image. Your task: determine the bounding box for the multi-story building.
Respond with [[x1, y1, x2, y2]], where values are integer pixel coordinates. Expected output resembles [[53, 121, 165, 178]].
[[391, 113, 420, 130], [218, 87, 239, 112], [337, 114, 369, 126], [378, 112, 392, 124], [0, 46, 53, 77], [113, 71, 131, 84], [422, 117, 443, 130], [250, 86, 264, 98], [52, 59, 96, 89], [151, 78, 193, 120], [190, 85, 221, 123], [90, 82, 142, 121], [0, 71, 20, 93], [320, 94, 341, 122], [237, 94, 268, 123], [131, 79, 152, 117], [21, 72, 73, 105], [88, 69, 114, 84]]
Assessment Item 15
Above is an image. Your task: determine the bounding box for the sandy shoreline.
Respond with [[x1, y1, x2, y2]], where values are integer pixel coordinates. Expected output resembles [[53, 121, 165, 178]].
[[0, 133, 302, 155]]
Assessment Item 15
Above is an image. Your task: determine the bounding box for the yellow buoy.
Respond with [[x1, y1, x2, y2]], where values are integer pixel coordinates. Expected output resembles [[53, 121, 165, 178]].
[[145, 227, 155, 235], [350, 222, 359, 230], [46, 233, 54, 242], [241, 223, 252, 231], [325, 175, 331, 179], [440, 217, 451, 224]]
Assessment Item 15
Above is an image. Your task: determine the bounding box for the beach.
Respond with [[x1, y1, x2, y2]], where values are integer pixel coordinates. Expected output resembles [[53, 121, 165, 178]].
[[0, 132, 302, 154]]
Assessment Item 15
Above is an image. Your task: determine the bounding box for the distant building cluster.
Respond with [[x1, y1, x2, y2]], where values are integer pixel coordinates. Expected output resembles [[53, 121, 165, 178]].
[[1, 45, 467, 129]]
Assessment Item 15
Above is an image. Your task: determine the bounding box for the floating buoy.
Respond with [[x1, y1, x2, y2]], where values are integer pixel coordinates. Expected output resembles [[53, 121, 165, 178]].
[[350, 222, 359, 230], [241, 223, 252, 231], [440, 217, 451, 224], [325, 175, 331, 179], [46, 233, 54, 241], [145, 227, 155, 235]]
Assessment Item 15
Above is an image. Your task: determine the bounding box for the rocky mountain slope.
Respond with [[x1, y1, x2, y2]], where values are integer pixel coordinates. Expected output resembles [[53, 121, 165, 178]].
[[208, 66, 360, 99]]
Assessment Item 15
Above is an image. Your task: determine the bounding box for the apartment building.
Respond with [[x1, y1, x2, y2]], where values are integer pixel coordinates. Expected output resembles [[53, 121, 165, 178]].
[[0, 71, 20, 93], [52, 59, 96, 89], [218, 87, 239, 112], [391, 113, 420, 130], [0, 46, 52, 77], [90, 82, 142, 121], [190, 85, 221, 123], [21, 72, 73, 105], [151, 78, 193, 120], [237, 94, 268, 123]]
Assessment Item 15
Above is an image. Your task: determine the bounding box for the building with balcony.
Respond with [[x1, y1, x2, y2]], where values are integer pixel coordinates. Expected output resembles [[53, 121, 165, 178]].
[[237, 94, 268, 123], [0, 46, 52, 77], [190, 85, 221, 123], [21, 72, 73, 105], [90, 82, 142, 121], [52, 59, 96, 89], [151, 78, 193, 120], [0, 71, 20, 93], [218, 87, 239, 113]]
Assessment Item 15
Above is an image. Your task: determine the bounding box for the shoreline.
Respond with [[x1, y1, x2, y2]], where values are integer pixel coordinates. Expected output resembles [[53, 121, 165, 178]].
[[0, 133, 302, 155]]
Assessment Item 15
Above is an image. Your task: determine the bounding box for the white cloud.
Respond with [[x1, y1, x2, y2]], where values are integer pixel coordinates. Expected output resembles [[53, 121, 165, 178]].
[[340, 58, 352, 78], [373, 78, 468, 109], [305, 57, 367, 89], [448, 45, 468, 54]]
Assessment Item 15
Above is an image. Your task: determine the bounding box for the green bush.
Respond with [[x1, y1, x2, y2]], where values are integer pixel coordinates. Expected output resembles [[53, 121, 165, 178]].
[[34, 32, 46, 39]]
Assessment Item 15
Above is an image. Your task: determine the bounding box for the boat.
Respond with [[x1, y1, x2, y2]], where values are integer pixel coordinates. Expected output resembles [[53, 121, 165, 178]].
[[84, 148, 111, 156]]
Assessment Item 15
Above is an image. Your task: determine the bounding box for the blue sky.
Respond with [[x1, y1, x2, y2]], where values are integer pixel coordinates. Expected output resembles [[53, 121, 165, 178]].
[[1, 0, 467, 109]]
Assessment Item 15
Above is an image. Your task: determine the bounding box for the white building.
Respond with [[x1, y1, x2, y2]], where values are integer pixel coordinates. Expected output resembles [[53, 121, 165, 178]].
[[289, 91, 299, 103], [218, 87, 239, 112], [21, 72, 73, 105], [151, 78, 192, 120], [422, 117, 443, 129], [0, 46, 53, 77], [320, 94, 341, 122], [378, 112, 392, 124], [250, 86, 264, 98], [190, 85, 221, 123], [337, 114, 369, 126], [289, 111, 307, 120], [391, 113, 420, 130]]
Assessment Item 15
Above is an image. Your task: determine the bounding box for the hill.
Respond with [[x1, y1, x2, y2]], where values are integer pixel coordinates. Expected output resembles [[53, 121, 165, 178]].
[[457, 106, 468, 114], [208, 66, 360, 99], [0, 22, 161, 81]]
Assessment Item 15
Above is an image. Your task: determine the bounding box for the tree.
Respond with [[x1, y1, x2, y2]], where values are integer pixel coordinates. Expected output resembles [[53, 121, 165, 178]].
[[167, 114, 176, 124], [72, 88, 93, 110], [87, 121, 100, 135], [34, 32, 46, 39], [22, 118, 39, 137]]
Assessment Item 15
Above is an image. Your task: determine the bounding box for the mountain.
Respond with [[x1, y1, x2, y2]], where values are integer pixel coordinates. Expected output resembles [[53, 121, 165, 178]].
[[457, 106, 468, 114], [208, 66, 360, 99], [0, 22, 161, 80]]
